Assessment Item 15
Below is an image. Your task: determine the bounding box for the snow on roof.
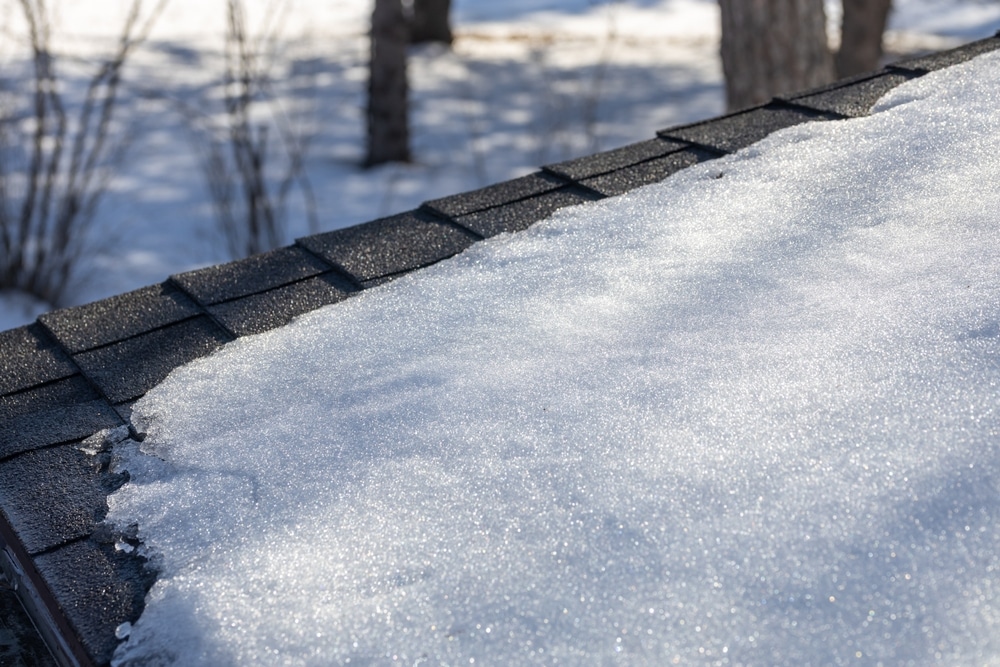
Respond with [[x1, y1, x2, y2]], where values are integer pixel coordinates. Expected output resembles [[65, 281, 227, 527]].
[[106, 50, 1000, 665], [1, 36, 999, 666]]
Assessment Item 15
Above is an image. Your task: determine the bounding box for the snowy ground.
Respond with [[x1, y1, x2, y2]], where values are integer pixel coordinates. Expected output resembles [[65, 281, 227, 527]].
[[106, 50, 1000, 665], [0, 0, 999, 332]]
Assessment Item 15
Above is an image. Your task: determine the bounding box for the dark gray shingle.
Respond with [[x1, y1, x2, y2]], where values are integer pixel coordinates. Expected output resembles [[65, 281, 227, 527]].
[[544, 138, 690, 181], [659, 102, 839, 154], [39, 284, 201, 355], [580, 147, 718, 197], [455, 186, 603, 238], [171, 246, 335, 306], [208, 273, 355, 337], [72, 316, 232, 404], [0, 375, 98, 422], [0, 445, 121, 555], [890, 35, 1000, 73], [0, 325, 77, 397], [423, 172, 567, 218], [0, 400, 121, 461], [781, 71, 917, 118], [34, 539, 152, 665], [297, 210, 479, 283]]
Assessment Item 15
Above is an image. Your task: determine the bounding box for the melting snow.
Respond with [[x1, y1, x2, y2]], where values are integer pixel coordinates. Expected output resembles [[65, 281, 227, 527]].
[[108, 53, 1000, 665]]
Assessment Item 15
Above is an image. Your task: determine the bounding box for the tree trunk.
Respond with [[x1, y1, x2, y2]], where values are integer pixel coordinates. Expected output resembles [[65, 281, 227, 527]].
[[410, 0, 452, 46], [365, 0, 410, 166], [835, 0, 892, 78], [719, 0, 834, 112]]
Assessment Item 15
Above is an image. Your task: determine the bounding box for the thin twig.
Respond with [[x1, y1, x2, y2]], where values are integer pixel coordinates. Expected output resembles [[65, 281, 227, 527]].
[[0, 0, 165, 305]]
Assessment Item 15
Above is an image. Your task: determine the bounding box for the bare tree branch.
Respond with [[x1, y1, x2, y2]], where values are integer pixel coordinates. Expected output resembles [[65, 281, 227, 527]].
[[0, 0, 164, 305]]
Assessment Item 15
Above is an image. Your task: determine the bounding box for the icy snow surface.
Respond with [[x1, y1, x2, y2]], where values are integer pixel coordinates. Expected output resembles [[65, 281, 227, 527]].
[[109, 53, 1000, 665]]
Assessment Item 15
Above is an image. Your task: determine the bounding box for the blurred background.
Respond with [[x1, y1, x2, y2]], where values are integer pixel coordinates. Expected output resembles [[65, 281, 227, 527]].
[[0, 0, 998, 329]]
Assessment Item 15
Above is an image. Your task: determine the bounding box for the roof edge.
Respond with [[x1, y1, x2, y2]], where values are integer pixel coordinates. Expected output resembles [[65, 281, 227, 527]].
[[0, 511, 90, 667]]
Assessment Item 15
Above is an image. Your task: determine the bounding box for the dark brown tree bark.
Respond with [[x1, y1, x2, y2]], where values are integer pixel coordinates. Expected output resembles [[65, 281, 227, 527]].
[[719, 0, 834, 112], [365, 0, 410, 166], [835, 0, 892, 78], [410, 0, 452, 46]]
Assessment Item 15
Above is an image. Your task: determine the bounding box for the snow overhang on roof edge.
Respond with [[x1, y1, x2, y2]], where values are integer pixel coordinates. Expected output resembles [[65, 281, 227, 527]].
[[1, 33, 999, 666]]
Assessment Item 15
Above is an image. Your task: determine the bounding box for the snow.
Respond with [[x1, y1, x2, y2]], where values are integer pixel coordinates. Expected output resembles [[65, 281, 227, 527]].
[[2, 0, 1000, 327], [888, 0, 1000, 39], [104, 49, 1000, 666]]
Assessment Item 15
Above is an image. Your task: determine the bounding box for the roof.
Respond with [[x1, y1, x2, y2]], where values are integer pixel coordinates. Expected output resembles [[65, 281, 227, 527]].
[[1, 35, 999, 666]]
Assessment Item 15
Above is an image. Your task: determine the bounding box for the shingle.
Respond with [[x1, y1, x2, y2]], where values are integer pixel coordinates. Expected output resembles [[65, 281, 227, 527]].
[[34, 539, 152, 665], [0, 324, 77, 397], [38, 283, 201, 354], [423, 172, 567, 218], [296, 210, 479, 283], [73, 316, 232, 404], [781, 71, 917, 118], [0, 374, 98, 422], [889, 36, 1000, 73], [659, 103, 838, 154], [208, 273, 356, 337], [171, 245, 334, 306], [454, 186, 604, 238], [580, 147, 719, 197], [544, 138, 690, 181], [0, 400, 122, 461], [0, 445, 120, 555]]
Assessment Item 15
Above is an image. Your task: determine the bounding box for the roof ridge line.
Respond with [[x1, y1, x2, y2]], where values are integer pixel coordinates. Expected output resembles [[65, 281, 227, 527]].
[[2, 34, 1000, 666]]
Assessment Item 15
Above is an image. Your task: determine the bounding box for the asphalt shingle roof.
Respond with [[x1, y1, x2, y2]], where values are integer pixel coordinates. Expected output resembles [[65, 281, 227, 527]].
[[778, 69, 919, 117], [1, 35, 998, 666]]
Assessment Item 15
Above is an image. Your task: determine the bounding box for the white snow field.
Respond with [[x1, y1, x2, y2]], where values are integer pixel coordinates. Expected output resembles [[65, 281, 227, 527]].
[[106, 51, 1000, 665], [2, 0, 1000, 329]]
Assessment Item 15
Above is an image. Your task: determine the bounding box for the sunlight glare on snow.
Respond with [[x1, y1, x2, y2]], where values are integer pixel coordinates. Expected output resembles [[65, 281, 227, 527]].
[[107, 52, 1000, 666]]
